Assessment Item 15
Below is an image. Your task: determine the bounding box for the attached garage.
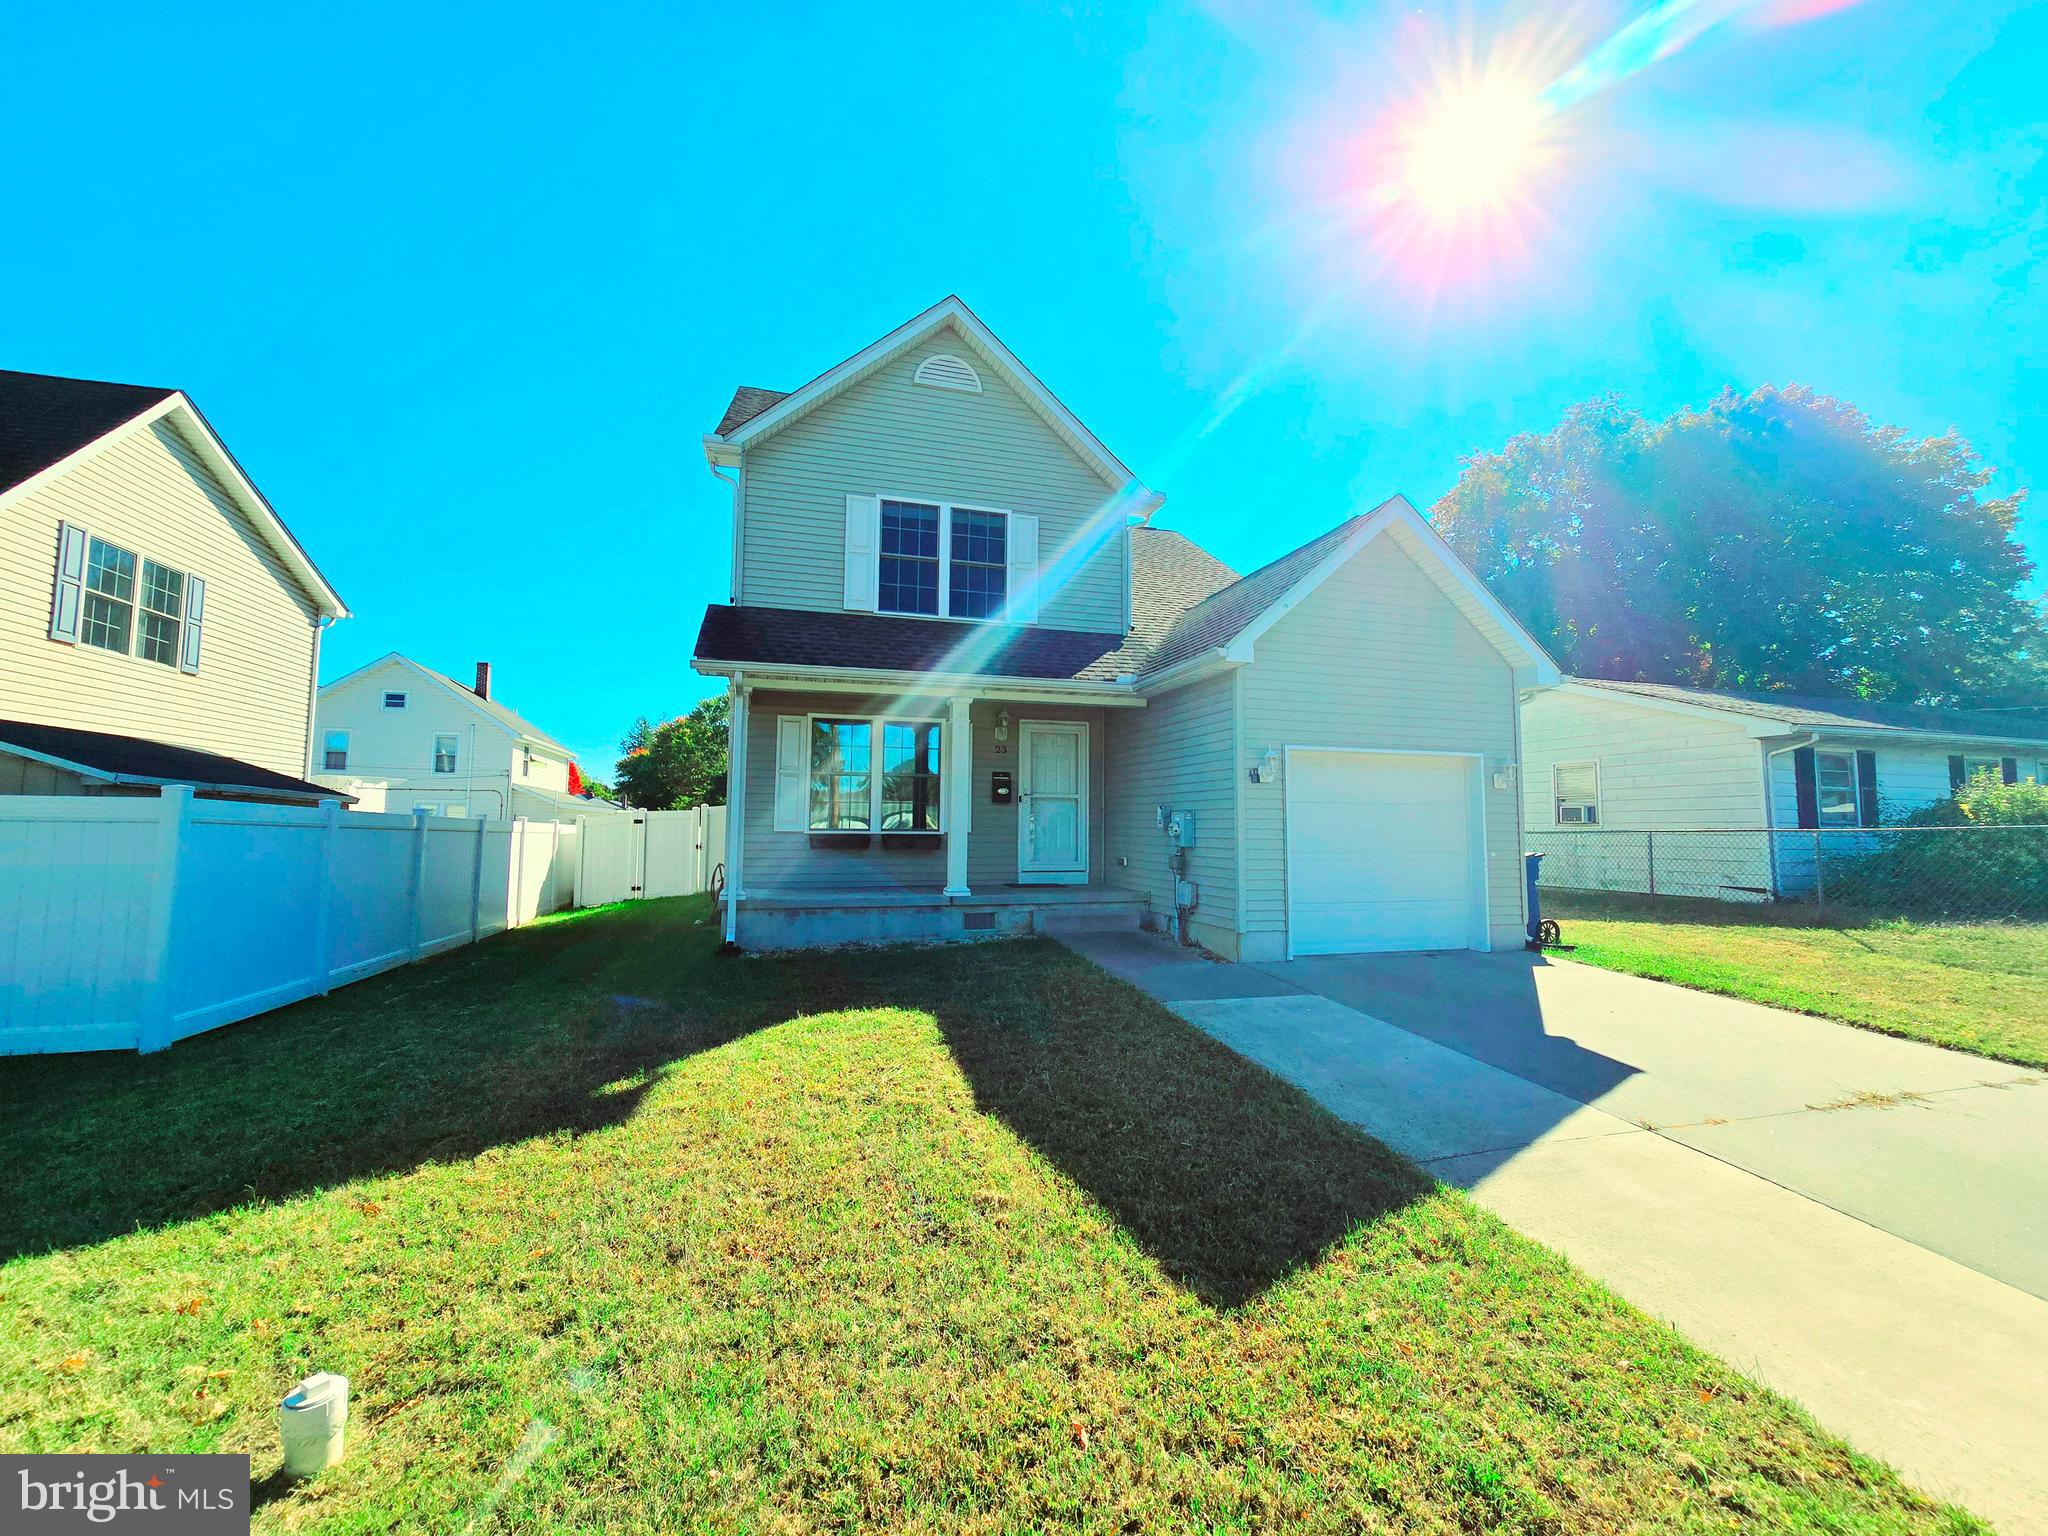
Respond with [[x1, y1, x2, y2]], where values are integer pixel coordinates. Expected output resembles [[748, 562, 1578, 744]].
[[1283, 748, 1489, 956]]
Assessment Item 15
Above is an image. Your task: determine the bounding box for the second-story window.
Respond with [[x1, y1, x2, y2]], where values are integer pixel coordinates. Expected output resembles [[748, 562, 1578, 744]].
[[876, 500, 1009, 621], [879, 501, 940, 615], [323, 730, 350, 771], [81, 537, 137, 653], [950, 509, 1007, 619], [433, 733, 459, 774], [138, 560, 186, 667]]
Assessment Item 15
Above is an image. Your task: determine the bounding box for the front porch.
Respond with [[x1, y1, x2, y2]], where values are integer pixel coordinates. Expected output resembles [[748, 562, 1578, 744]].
[[721, 681, 1149, 949], [737, 882, 1153, 950]]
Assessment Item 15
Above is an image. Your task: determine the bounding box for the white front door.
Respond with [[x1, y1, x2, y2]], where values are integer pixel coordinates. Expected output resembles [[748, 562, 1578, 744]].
[[1018, 721, 1089, 884]]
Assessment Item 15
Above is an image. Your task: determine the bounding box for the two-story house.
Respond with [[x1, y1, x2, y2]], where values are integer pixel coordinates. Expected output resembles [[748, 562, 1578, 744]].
[[314, 653, 613, 822], [1, 369, 349, 803], [692, 297, 1560, 956]]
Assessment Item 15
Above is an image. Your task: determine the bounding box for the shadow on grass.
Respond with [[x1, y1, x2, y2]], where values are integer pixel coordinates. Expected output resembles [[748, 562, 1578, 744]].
[[3, 899, 1429, 1307]]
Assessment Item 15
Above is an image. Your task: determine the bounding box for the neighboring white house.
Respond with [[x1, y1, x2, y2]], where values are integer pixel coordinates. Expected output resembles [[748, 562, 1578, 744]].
[[314, 653, 615, 822], [1521, 677, 2048, 898], [0, 368, 350, 803], [690, 295, 1560, 955]]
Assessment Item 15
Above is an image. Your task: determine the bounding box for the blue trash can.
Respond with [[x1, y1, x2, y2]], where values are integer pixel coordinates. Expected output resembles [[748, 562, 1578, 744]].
[[1524, 851, 1545, 945]]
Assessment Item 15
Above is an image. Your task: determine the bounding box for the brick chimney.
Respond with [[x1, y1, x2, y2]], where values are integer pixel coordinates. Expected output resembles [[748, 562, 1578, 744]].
[[473, 661, 492, 701]]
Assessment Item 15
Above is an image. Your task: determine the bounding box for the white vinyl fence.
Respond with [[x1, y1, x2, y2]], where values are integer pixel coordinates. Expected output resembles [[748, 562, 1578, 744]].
[[577, 806, 726, 906], [0, 787, 583, 1057]]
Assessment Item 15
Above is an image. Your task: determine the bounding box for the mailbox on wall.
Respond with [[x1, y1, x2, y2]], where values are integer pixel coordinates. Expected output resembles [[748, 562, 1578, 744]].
[[990, 771, 1014, 806]]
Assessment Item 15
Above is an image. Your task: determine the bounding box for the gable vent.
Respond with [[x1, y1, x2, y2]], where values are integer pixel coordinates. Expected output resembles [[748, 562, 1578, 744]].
[[913, 353, 982, 393]]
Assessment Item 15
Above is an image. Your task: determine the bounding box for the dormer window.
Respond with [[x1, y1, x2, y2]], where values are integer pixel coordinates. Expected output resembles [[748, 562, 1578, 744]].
[[876, 499, 1007, 620]]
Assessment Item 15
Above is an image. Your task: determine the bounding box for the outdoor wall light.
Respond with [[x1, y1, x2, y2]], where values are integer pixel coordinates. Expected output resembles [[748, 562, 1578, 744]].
[[1251, 748, 1281, 784], [994, 709, 1010, 744]]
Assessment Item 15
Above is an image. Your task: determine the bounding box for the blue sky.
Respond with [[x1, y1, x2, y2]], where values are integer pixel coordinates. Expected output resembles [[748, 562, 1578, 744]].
[[3, 1, 2041, 773]]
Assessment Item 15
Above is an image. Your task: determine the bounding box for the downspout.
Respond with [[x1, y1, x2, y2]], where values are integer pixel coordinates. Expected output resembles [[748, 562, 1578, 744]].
[[304, 615, 335, 779], [1760, 732, 1819, 898], [709, 459, 741, 604]]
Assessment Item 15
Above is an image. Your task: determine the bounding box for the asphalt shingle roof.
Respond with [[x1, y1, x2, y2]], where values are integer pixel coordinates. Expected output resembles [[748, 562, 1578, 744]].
[[0, 719, 343, 801], [1139, 514, 1365, 675], [406, 662, 577, 756], [1569, 678, 2048, 746], [714, 386, 789, 436], [0, 370, 176, 494]]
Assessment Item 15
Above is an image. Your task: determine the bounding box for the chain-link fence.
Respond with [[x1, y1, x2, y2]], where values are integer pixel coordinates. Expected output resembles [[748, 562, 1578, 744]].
[[1526, 826, 2048, 922]]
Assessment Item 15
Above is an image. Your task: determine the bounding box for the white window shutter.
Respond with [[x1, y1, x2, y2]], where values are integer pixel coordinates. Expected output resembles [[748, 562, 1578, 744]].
[[844, 495, 880, 611], [49, 522, 87, 642], [179, 574, 206, 673], [1007, 512, 1040, 623], [774, 716, 808, 831]]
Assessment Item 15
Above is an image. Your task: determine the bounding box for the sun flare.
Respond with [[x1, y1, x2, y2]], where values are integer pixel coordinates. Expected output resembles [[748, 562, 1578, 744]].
[[1396, 75, 1554, 221]]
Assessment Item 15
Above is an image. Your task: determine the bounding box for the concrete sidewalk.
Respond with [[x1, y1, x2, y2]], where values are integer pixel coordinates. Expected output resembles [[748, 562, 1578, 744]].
[[1058, 929, 2048, 1534]]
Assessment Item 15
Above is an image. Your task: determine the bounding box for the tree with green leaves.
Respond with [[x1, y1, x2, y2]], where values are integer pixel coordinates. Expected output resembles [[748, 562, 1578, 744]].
[[614, 696, 729, 809], [1431, 387, 2047, 706]]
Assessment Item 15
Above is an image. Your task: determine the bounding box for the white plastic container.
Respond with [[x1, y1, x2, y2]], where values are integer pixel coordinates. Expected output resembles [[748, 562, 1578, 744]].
[[279, 1372, 349, 1477]]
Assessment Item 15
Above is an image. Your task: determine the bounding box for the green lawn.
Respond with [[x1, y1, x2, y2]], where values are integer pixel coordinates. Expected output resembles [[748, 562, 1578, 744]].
[[1546, 892, 2048, 1068], [0, 898, 1985, 1533]]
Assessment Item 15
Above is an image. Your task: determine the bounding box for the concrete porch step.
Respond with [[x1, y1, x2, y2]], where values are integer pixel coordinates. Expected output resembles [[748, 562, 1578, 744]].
[[1032, 903, 1150, 935]]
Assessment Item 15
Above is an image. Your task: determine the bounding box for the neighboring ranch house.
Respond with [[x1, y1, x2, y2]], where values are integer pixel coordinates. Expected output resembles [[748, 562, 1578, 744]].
[[315, 653, 612, 823], [1521, 677, 2048, 900], [692, 296, 1560, 956], [0, 369, 349, 803]]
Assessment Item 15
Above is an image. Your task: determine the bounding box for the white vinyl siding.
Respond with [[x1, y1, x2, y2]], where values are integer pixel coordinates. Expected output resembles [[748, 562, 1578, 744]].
[[1103, 673, 1239, 952], [738, 332, 1125, 632], [0, 420, 320, 778], [1240, 534, 1525, 956], [1521, 690, 1766, 831]]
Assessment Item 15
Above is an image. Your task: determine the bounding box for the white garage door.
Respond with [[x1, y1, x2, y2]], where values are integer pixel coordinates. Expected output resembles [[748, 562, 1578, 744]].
[[1286, 751, 1483, 955]]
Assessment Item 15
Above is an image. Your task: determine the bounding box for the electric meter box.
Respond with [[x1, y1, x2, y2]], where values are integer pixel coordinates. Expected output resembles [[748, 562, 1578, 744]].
[[1166, 809, 1198, 846]]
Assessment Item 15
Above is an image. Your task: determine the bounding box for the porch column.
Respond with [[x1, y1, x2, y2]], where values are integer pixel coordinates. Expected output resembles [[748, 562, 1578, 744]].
[[722, 679, 748, 942], [943, 694, 974, 897]]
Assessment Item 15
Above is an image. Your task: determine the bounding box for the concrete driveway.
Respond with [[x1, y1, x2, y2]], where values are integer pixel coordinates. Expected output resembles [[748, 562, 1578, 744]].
[[1059, 930, 2048, 1534]]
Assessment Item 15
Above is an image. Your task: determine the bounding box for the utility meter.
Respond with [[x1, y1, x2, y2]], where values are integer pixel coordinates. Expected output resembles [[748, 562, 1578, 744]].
[[1166, 809, 1198, 847]]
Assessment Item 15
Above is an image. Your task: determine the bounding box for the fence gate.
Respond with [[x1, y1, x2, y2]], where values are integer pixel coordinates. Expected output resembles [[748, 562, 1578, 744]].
[[576, 806, 725, 907]]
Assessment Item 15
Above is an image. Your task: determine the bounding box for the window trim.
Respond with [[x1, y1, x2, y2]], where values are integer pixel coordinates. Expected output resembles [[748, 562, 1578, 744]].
[[432, 732, 459, 775], [797, 710, 946, 835], [874, 494, 1012, 623], [323, 729, 350, 772], [1553, 760, 1601, 825]]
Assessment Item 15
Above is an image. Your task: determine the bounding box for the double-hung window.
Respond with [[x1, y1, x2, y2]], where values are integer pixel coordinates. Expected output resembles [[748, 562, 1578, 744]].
[[809, 719, 874, 831], [137, 560, 186, 666], [323, 730, 350, 771], [81, 537, 137, 654], [1815, 752, 1860, 826], [876, 499, 1008, 620], [804, 715, 942, 834], [433, 733, 459, 774], [1961, 755, 2001, 783], [1553, 761, 1599, 825]]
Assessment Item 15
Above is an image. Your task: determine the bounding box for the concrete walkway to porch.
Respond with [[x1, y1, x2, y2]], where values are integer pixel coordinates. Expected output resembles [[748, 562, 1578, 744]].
[[1057, 928, 2048, 1535]]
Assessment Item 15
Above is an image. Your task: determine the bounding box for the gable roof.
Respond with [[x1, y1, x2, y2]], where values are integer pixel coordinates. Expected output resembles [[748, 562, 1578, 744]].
[[0, 369, 347, 618], [322, 653, 577, 756], [0, 370, 176, 493], [1564, 677, 2048, 747], [715, 385, 789, 435], [0, 718, 345, 803], [703, 296, 1161, 506]]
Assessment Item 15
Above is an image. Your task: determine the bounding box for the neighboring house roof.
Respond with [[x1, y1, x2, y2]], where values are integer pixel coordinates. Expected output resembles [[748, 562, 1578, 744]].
[[320, 653, 578, 757], [0, 368, 348, 618], [0, 370, 176, 493], [694, 497, 1561, 690], [702, 296, 1162, 508], [0, 719, 346, 803], [1565, 677, 2048, 747], [715, 386, 788, 435]]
